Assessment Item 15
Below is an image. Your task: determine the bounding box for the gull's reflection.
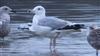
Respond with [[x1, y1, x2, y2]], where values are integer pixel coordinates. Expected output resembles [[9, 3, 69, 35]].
[[0, 40, 11, 48], [50, 48, 62, 56]]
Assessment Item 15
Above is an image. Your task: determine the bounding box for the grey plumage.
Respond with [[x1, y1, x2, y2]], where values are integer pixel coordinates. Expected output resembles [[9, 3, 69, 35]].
[[87, 27, 100, 56], [38, 17, 70, 30], [87, 29, 100, 49], [0, 20, 10, 38], [0, 6, 13, 39]]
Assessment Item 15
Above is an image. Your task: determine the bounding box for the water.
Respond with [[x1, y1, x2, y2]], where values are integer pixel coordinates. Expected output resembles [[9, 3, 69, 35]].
[[0, 2, 100, 56]]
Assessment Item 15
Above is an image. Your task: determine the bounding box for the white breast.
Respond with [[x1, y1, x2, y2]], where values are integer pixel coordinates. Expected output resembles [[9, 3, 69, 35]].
[[29, 25, 52, 35]]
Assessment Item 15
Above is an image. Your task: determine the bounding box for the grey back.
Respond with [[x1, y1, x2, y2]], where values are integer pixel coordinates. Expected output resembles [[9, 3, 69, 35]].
[[38, 17, 68, 30]]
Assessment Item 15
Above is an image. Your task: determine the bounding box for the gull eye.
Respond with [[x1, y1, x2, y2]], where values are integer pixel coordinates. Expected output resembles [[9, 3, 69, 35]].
[[4, 8, 8, 10], [37, 8, 41, 10]]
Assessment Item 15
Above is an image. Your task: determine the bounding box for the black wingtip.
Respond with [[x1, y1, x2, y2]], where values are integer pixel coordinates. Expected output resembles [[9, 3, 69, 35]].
[[57, 24, 85, 30], [17, 27, 29, 30]]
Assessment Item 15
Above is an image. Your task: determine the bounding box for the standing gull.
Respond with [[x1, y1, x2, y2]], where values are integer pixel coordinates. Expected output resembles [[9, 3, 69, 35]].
[[19, 5, 85, 48], [0, 6, 15, 41], [87, 25, 100, 56]]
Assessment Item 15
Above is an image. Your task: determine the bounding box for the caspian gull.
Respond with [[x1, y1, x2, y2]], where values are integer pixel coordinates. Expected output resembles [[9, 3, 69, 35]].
[[19, 5, 85, 48]]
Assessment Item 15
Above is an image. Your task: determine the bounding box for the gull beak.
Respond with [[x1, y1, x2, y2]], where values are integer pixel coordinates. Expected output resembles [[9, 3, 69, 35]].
[[27, 9, 33, 13], [27, 9, 35, 15]]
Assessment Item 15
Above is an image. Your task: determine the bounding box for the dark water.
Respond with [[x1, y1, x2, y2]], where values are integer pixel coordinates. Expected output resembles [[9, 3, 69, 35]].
[[0, 1, 100, 56]]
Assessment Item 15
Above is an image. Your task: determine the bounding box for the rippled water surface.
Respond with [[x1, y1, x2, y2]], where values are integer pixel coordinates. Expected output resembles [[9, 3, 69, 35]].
[[0, 2, 100, 56]]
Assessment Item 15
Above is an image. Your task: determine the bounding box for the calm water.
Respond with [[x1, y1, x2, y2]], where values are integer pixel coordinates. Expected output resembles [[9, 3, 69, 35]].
[[0, 3, 100, 56]]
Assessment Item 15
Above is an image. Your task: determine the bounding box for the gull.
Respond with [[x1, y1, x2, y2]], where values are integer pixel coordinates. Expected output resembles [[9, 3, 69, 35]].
[[0, 6, 15, 41], [87, 24, 100, 56], [19, 5, 86, 48]]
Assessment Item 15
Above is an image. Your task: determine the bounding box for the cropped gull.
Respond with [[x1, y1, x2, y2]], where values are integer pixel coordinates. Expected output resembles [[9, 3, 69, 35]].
[[19, 5, 85, 48], [0, 6, 15, 41], [87, 24, 100, 56]]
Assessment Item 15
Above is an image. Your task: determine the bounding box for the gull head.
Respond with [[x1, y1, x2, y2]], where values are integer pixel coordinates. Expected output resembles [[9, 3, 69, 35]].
[[0, 6, 16, 14], [29, 6, 46, 15], [89, 24, 98, 30]]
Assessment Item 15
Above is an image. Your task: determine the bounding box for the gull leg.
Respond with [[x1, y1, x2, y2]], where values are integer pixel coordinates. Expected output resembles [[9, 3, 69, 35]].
[[53, 37, 56, 49], [96, 50, 98, 56], [50, 37, 53, 49], [53, 32, 60, 49]]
